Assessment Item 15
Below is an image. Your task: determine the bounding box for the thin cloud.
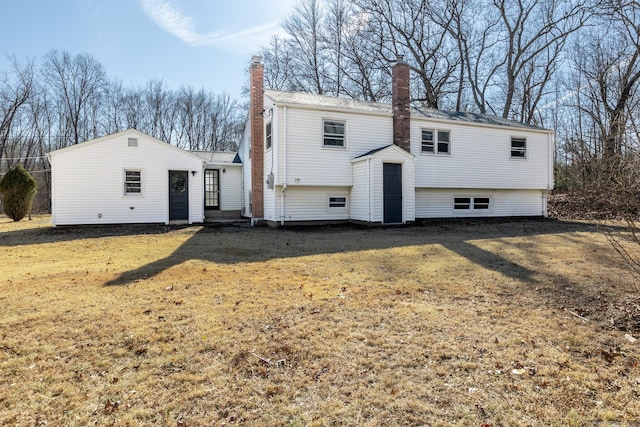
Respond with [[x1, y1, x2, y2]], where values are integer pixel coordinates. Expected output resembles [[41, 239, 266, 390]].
[[138, 0, 281, 50]]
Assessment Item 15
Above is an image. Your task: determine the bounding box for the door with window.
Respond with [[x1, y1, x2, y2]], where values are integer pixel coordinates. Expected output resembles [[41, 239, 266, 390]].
[[204, 169, 220, 210], [383, 163, 402, 223], [169, 170, 189, 221]]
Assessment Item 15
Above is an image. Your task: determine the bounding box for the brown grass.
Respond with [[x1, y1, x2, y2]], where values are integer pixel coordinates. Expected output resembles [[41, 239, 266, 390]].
[[1, 215, 639, 426]]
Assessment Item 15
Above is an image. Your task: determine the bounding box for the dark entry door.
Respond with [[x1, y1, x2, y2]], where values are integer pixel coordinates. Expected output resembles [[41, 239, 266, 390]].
[[169, 170, 189, 221], [383, 163, 402, 223]]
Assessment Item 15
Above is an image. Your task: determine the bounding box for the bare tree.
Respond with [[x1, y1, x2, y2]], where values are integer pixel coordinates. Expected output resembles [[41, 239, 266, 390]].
[[282, 0, 328, 94], [41, 50, 107, 146], [492, 0, 590, 122], [356, 0, 460, 109], [262, 36, 295, 91], [0, 56, 34, 165]]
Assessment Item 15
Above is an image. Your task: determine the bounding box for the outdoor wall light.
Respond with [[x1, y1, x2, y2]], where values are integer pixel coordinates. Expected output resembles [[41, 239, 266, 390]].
[[191, 170, 197, 176]]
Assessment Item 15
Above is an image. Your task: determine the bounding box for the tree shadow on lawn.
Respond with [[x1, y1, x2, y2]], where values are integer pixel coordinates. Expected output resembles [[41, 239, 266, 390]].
[[0, 222, 186, 247], [100, 218, 605, 287]]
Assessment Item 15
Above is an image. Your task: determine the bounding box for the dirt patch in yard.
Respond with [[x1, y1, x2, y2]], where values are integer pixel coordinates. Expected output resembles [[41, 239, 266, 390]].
[[1, 216, 639, 425]]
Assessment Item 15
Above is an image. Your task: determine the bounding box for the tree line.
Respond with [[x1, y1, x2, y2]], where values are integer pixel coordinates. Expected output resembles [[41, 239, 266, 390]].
[[0, 50, 245, 210], [262, 0, 639, 187], [2, 0, 640, 214]]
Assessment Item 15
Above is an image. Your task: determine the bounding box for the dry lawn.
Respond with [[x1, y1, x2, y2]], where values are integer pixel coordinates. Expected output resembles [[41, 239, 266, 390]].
[[1, 215, 639, 426]]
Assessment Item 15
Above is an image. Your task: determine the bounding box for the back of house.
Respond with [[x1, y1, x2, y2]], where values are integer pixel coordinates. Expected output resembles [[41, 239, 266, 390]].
[[239, 56, 554, 226]]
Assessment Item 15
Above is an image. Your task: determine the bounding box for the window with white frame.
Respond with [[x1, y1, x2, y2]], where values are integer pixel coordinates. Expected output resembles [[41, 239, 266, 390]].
[[124, 170, 141, 195], [265, 121, 272, 150], [511, 137, 526, 158], [327, 195, 348, 210], [421, 129, 450, 154], [454, 196, 491, 212], [323, 120, 345, 148]]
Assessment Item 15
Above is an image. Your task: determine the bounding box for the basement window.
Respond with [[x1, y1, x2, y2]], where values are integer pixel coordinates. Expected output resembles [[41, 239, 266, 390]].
[[454, 197, 471, 210], [323, 120, 345, 148], [327, 195, 348, 210], [454, 196, 491, 212], [511, 137, 526, 158], [421, 129, 450, 154], [124, 170, 142, 195]]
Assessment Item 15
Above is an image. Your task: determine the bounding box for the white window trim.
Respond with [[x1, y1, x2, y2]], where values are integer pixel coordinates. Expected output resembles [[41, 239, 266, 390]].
[[265, 121, 273, 151], [510, 136, 527, 159], [327, 194, 348, 211], [322, 119, 347, 149], [453, 195, 492, 213], [124, 169, 143, 197], [421, 128, 451, 155]]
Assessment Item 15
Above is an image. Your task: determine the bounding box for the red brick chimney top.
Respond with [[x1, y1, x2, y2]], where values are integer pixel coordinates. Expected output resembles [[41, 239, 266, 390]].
[[392, 56, 411, 152]]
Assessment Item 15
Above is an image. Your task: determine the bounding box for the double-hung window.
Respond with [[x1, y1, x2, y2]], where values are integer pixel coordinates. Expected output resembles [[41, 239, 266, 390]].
[[511, 137, 526, 158], [265, 121, 272, 150], [124, 170, 141, 195], [323, 120, 345, 148], [422, 129, 450, 154]]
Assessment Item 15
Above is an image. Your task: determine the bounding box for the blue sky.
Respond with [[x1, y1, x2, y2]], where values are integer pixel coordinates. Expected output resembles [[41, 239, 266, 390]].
[[0, 0, 297, 98]]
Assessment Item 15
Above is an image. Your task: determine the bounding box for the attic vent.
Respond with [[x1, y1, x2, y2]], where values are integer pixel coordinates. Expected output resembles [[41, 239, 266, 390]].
[[128, 138, 138, 147]]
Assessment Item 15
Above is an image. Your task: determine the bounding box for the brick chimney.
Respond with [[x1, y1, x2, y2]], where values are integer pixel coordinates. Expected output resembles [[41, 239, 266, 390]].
[[250, 55, 264, 220], [392, 55, 411, 152]]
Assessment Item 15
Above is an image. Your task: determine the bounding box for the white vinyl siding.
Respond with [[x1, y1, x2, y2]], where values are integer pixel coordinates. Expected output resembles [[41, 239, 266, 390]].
[[349, 160, 371, 222], [50, 130, 204, 226], [416, 189, 546, 218], [412, 122, 551, 190], [275, 187, 351, 222], [270, 101, 393, 187], [220, 166, 242, 211]]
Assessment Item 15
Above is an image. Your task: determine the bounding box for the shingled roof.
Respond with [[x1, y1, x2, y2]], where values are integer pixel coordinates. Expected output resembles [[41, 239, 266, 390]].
[[264, 89, 548, 132]]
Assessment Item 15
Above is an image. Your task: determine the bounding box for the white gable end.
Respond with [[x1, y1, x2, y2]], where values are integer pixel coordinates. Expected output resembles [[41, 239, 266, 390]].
[[49, 130, 204, 226]]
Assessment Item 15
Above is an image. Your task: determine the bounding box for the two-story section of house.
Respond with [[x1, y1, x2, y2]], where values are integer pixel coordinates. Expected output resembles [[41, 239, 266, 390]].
[[239, 56, 554, 226]]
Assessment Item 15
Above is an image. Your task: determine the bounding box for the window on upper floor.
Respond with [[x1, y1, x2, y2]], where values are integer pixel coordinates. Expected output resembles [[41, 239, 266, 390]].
[[124, 170, 142, 195], [323, 120, 345, 148], [421, 129, 450, 154], [511, 137, 526, 158], [265, 121, 272, 150]]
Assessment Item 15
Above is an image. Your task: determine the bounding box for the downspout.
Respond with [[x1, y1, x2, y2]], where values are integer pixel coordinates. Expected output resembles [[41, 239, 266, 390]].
[[544, 131, 552, 217], [367, 157, 371, 223], [281, 106, 288, 226]]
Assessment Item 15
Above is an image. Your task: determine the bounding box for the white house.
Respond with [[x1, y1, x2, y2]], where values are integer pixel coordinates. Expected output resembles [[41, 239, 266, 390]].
[[239, 56, 554, 226], [48, 129, 241, 226]]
